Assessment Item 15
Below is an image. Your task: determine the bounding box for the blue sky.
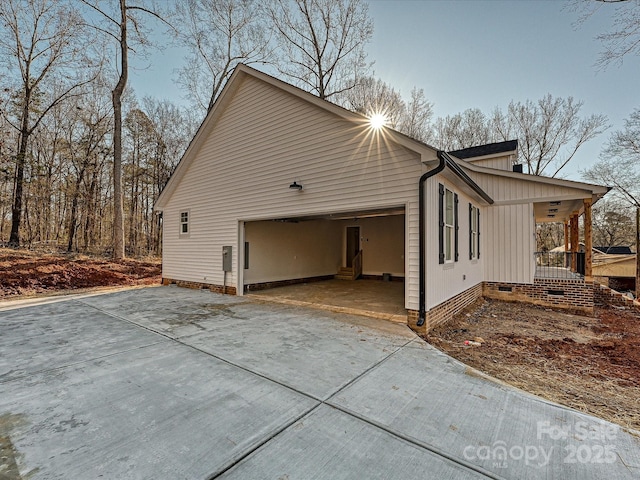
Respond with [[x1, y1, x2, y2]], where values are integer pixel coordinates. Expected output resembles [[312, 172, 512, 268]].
[[129, 0, 638, 181]]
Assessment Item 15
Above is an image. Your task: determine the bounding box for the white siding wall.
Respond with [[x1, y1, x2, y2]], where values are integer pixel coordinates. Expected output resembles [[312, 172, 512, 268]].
[[340, 215, 405, 277], [467, 154, 514, 171], [468, 171, 592, 204], [244, 220, 342, 283], [424, 176, 485, 310], [483, 203, 536, 283], [162, 75, 423, 309]]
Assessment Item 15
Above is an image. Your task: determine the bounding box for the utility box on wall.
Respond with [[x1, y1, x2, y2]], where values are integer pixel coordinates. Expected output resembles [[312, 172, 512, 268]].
[[222, 246, 232, 272]]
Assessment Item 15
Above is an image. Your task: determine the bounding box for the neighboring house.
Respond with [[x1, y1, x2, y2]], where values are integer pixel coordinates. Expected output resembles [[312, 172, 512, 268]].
[[549, 244, 636, 293], [594, 246, 633, 255], [154, 65, 609, 332], [592, 247, 636, 293]]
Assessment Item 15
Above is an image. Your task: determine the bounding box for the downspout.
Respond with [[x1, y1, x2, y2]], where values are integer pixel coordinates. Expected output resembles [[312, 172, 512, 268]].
[[417, 151, 446, 327]]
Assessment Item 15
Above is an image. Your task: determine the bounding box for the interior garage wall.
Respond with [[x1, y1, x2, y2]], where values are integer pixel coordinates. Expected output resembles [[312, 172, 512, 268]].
[[244, 219, 342, 284], [341, 215, 405, 277]]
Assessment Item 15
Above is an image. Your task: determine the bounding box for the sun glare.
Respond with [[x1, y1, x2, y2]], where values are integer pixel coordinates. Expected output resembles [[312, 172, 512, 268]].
[[369, 112, 387, 129]]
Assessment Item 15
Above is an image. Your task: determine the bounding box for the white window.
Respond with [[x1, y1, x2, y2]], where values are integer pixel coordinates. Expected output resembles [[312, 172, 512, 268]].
[[180, 211, 189, 236], [445, 189, 454, 262]]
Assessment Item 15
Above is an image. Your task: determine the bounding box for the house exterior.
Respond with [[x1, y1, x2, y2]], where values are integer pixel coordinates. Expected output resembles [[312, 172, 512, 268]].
[[154, 64, 609, 332], [593, 253, 637, 293]]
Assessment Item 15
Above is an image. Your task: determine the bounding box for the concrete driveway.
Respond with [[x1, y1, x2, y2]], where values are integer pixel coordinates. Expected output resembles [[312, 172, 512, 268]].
[[1, 286, 638, 479]]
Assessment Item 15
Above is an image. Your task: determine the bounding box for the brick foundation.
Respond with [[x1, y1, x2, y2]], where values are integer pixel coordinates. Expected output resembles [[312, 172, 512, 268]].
[[594, 283, 640, 311], [408, 283, 483, 334], [162, 278, 237, 295], [483, 279, 594, 315]]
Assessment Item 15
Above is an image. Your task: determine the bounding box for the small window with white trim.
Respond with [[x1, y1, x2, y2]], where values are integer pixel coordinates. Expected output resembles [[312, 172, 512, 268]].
[[179, 211, 190, 236]]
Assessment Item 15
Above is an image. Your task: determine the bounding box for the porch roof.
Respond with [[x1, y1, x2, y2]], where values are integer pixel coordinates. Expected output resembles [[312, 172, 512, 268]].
[[456, 161, 610, 223]]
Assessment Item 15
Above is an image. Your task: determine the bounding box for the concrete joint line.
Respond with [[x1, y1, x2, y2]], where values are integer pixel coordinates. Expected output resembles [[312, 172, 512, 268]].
[[0, 341, 162, 385], [205, 404, 323, 480], [78, 301, 498, 479], [320, 336, 419, 403], [77, 299, 327, 402], [325, 401, 505, 480]]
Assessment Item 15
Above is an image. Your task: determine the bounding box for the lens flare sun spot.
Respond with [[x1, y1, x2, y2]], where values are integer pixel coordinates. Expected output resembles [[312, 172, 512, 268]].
[[369, 112, 387, 130]]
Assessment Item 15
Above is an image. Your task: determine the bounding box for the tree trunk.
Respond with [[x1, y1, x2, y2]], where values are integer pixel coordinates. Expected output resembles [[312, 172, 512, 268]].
[[111, 0, 128, 260], [67, 169, 86, 253], [9, 99, 32, 247], [67, 195, 79, 252]]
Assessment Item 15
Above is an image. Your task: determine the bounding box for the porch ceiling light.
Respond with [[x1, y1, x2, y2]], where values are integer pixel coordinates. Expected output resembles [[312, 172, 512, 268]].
[[289, 181, 303, 191], [550, 201, 561, 206], [548, 208, 558, 213]]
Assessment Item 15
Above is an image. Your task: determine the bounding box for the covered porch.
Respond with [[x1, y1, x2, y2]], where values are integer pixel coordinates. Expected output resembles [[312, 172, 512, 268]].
[[534, 196, 598, 281]]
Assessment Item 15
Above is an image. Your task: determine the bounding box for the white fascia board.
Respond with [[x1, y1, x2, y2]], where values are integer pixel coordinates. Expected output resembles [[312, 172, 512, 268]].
[[458, 160, 610, 196]]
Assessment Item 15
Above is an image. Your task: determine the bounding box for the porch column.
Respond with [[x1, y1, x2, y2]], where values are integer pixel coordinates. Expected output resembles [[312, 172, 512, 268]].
[[564, 221, 569, 266], [570, 212, 579, 272], [584, 198, 592, 279]]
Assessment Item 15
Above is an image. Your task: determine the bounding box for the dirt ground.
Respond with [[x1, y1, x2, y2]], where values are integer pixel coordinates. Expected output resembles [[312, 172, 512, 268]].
[[0, 248, 161, 299], [426, 298, 640, 432]]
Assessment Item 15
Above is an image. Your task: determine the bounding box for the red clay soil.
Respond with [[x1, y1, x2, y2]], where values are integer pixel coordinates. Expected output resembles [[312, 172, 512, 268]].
[[0, 248, 161, 298], [425, 298, 640, 432]]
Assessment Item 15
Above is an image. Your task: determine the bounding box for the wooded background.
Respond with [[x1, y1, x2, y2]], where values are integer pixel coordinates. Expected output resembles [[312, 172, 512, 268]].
[[1, 0, 637, 257]]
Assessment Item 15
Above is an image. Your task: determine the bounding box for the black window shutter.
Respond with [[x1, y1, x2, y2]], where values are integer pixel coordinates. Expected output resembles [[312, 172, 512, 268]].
[[438, 183, 444, 264], [469, 204, 473, 260], [477, 209, 481, 259], [454, 193, 459, 262]]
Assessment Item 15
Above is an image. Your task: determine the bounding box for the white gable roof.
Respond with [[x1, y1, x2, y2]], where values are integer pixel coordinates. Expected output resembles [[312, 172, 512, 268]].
[[155, 64, 439, 211], [154, 64, 609, 215]]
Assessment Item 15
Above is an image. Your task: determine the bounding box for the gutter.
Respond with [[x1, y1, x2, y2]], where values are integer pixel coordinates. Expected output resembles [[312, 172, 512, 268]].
[[417, 151, 493, 327], [417, 151, 446, 327]]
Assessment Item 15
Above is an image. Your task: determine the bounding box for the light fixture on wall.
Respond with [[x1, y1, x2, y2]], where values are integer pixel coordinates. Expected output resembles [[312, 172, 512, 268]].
[[289, 181, 303, 191]]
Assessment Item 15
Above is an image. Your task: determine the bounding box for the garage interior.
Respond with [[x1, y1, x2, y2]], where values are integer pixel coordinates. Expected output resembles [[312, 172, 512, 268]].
[[243, 207, 406, 321]]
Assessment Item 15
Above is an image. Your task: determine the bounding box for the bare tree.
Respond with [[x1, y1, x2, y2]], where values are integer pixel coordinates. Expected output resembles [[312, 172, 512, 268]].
[[583, 107, 640, 298], [79, 0, 169, 260], [0, 0, 96, 247], [340, 76, 433, 142], [175, 0, 272, 114], [400, 87, 434, 143], [591, 199, 636, 248], [63, 85, 111, 252], [431, 109, 493, 151], [341, 76, 405, 128], [266, 0, 373, 100], [493, 95, 609, 177], [571, 0, 640, 68], [536, 223, 566, 252], [431, 95, 607, 178]]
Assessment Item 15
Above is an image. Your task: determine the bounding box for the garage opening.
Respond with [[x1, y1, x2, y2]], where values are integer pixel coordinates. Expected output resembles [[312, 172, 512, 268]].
[[242, 207, 406, 321]]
